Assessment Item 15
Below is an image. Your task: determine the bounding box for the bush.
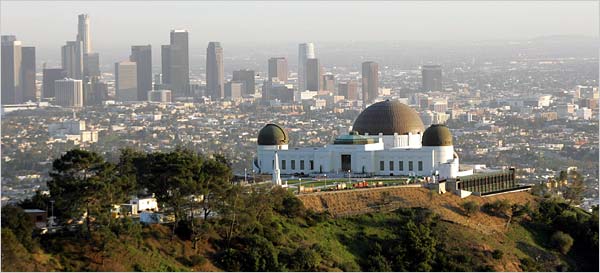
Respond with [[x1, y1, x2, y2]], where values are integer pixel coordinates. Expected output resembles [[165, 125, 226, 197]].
[[491, 249, 503, 260], [551, 231, 574, 254], [189, 255, 207, 266], [461, 201, 480, 217]]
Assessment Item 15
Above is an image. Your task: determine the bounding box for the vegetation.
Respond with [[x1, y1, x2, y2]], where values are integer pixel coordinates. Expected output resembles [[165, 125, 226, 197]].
[[1, 148, 598, 272]]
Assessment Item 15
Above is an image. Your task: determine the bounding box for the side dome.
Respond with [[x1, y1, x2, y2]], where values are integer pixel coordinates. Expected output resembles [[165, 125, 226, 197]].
[[352, 100, 425, 135], [257, 124, 289, 145], [422, 124, 453, 146]]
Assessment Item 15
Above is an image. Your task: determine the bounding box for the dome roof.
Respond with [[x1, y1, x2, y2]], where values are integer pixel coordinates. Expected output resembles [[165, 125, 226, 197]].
[[352, 100, 425, 135], [422, 124, 453, 146], [257, 124, 289, 145]]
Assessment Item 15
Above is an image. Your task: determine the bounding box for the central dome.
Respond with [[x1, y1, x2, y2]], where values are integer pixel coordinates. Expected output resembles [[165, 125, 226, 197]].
[[352, 100, 425, 135]]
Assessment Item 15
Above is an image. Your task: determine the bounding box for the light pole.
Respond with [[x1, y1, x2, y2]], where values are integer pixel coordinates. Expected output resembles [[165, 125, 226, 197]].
[[348, 170, 351, 184], [324, 174, 327, 189]]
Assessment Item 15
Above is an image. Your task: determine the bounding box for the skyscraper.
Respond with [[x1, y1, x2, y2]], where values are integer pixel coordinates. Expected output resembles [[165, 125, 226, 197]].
[[62, 41, 83, 79], [83, 53, 100, 78], [43, 68, 67, 99], [1, 35, 22, 104], [55, 78, 83, 107], [115, 61, 138, 101], [422, 65, 442, 92], [21, 46, 36, 102], [233, 69, 255, 95], [339, 81, 358, 100], [298, 43, 315, 91], [131, 45, 153, 100], [268, 57, 288, 82], [225, 81, 244, 99], [161, 45, 170, 88], [322, 74, 335, 93], [362, 61, 379, 104], [305, 58, 321, 91], [77, 14, 91, 54], [168, 30, 190, 97], [206, 41, 224, 100]]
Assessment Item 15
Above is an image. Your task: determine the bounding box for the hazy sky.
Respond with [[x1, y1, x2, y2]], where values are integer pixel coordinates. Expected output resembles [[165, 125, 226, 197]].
[[2, 1, 598, 47]]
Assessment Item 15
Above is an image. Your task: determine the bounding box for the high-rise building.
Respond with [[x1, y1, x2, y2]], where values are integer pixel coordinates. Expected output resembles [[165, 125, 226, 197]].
[[298, 43, 315, 91], [83, 53, 100, 78], [339, 81, 358, 100], [225, 81, 244, 99], [130, 45, 153, 100], [21, 46, 36, 102], [160, 45, 171, 89], [55, 78, 83, 107], [148, 90, 172, 103], [1, 35, 22, 104], [115, 61, 138, 101], [232, 69, 255, 95], [168, 30, 189, 97], [77, 14, 92, 54], [43, 68, 67, 99], [322, 74, 335, 93], [206, 41, 224, 100], [62, 41, 83, 79], [305, 58, 321, 91], [361, 61, 379, 104], [268, 57, 288, 82], [89, 79, 108, 105], [422, 65, 442, 92]]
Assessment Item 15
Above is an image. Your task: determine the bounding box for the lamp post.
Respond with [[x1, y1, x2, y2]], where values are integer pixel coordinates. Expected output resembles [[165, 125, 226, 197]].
[[348, 170, 351, 184], [324, 174, 327, 189]]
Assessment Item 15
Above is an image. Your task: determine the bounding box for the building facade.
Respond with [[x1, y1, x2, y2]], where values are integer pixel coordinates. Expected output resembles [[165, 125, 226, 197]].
[[362, 61, 379, 104], [207, 41, 224, 100], [55, 78, 83, 107], [422, 64, 442, 92], [131, 45, 153, 100], [115, 61, 138, 101], [268, 57, 288, 82]]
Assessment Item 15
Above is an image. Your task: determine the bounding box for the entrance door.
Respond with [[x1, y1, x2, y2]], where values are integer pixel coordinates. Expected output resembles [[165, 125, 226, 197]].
[[341, 154, 351, 172]]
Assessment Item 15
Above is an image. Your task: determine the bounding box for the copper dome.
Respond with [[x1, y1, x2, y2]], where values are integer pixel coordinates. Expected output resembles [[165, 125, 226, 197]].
[[422, 124, 453, 146], [257, 124, 289, 145], [352, 100, 425, 135]]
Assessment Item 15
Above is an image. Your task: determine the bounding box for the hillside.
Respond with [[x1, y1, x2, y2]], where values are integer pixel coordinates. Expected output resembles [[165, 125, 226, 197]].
[[3, 188, 597, 272]]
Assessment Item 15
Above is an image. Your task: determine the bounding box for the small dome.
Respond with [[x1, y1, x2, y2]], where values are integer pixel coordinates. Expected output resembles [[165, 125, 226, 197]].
[[422, 124, 453, 146], [352, 100, 425, 135], [257, 124, 289, 145]]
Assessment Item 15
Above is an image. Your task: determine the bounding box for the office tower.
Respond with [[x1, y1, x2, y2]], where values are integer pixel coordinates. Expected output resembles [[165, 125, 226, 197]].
[[1, 35, 22, 104], [83, 53, 100, 78], [298, 43, 315, 91], [89, 79, 108, 105], [148, 90, 172, 103], [21, 46, 36, 102], [206, 41, 224, 100], [268, 57, 288, 82], [131, 45, 152, 100], [225, 81, 244, 99], [42, 68, 67, 98], [262, 81, 294, 103], [77, 14, 91, 53], [160, 45, 171, 89], [115, 61, 138, 101], [168, 30, 189, 97], [62, 41, 83, 79], [339, 81, 358, 100], [154, 73, 163, 90], [322, 74, 335, 93], [55, 78, 83, 107], [232, 69, 255, 95], [305, 58, 321, 91], [422, 65, 442, 92], [362, 61, 379, 104]]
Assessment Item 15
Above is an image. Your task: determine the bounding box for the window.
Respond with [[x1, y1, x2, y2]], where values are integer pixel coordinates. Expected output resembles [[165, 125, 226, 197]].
[[291, 160, 296, 170], [300, 160, 305, 170], [310, 160, 314, 170], [380, 161, 385, 171], [389, 161, 394, 171], [418, 161, 423, 171], [409, 161, 413, 171], [399, 161, 404, 171], [282, 160, 286, 170]]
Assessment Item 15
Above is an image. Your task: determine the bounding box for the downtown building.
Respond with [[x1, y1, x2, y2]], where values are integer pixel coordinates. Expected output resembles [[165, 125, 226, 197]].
[[1, 35, 37, 104], [162, 30, 190, 97], [55, 78, 83, 107], [362, 61, 379, 104], [206, 41, 224, 100]]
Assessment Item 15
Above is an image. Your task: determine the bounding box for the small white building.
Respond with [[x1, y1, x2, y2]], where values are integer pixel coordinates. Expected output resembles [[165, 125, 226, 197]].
[[129, 196, 159, 213]]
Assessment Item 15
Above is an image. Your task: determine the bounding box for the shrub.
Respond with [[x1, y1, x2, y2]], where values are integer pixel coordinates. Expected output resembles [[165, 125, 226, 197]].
[[189, 255, 207, 266], [551, 231, 574, 254], [461, 201, 480, 217], [491, 249, 503, 260]]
